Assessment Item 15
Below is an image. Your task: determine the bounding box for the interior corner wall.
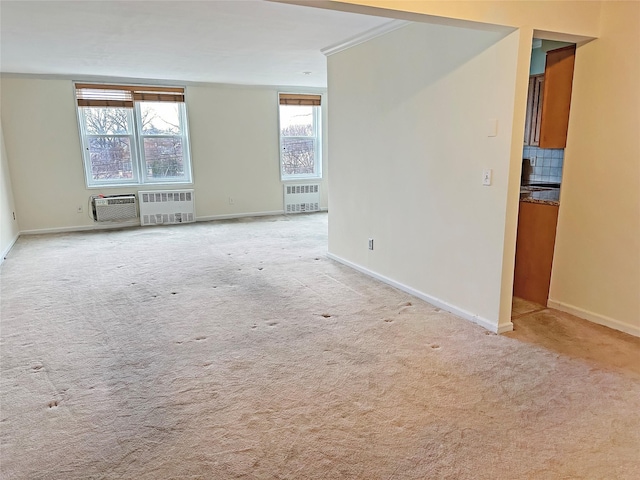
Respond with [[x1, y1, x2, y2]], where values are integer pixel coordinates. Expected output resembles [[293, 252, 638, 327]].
[[327, 22, 519, 330], [0, 77, 328, 233], [0, 120, 20, 259], [549, 0, 640, 334]]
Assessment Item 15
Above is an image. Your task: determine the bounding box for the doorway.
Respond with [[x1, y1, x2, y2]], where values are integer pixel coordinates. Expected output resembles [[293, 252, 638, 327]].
[[512, 38, 576, 321]]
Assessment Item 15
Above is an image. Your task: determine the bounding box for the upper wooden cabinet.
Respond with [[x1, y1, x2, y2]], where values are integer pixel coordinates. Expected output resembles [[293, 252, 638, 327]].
[[539, 45, 576, 148], [524, 45, 576, 149], [524, 74, 544, 146]]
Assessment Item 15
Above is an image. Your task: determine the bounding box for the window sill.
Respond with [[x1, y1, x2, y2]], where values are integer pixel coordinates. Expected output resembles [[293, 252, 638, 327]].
[[281, 177, 323, 183], [86, 181, 194, 190]]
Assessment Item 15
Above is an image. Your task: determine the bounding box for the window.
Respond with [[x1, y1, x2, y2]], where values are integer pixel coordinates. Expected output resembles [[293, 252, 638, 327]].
[[279, 93, 322, 180], [76, 84, 192, 187]]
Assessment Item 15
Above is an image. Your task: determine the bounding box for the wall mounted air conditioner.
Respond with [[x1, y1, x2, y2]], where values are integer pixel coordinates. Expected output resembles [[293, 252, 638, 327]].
[[91, 195, 138, 222], [138, 189, 195, 226]]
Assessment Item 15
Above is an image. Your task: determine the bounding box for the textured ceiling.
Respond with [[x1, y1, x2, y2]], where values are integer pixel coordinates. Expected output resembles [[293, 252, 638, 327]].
[[0, 0, 393, 87]]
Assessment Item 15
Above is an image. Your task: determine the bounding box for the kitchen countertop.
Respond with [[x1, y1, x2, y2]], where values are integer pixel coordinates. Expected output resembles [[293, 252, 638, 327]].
[[520, 185, 560, 206]]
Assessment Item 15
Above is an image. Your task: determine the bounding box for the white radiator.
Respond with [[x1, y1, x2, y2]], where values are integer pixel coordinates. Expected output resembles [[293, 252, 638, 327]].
[[92, 195, 138, 222], [284, 184, 320, 214], [138, 189, 195, 226]]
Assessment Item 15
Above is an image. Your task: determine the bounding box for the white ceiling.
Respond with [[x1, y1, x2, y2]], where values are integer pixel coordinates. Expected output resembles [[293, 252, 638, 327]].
[[0, 0, 393, 88]]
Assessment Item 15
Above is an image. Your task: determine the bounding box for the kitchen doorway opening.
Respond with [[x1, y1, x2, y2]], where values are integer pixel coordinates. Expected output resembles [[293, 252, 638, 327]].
[[512, 36, 576, 321]]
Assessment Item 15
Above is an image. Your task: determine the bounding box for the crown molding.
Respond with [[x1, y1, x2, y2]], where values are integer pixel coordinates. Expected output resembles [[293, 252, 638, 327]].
[[321, 19, 410, 56]]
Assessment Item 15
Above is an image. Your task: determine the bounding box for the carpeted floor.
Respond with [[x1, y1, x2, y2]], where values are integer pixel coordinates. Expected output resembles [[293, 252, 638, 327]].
[[1, 213, 639, 479]]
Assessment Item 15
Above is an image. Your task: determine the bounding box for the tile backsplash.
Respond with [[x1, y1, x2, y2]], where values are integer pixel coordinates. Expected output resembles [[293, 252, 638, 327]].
[[522, 146, 564, 184]]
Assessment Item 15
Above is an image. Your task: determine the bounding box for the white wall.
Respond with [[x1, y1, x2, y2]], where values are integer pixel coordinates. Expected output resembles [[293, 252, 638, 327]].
[[0, 120, 20, 261], [321, 0, 639, 336], [549, 1, 640, 335], [0, 77, 328, 233], [327, 22, 519, 332]]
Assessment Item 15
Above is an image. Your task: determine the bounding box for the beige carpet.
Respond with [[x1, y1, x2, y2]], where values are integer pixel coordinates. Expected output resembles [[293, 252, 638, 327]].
[[1, 213, 639, 479]]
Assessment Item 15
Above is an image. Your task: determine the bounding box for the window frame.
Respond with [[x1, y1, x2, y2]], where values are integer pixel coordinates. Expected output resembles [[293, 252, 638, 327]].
[[77, 106, 140, 186], [278, 93, 322, 181], [134, 101, 192, 185], [75, 83, 193, 189]]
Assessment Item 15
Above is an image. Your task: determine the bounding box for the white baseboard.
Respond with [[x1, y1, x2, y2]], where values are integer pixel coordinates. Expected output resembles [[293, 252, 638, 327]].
[[0, 233, 20, 265], [327, 252, 511, 334], [20, 219, 141, 235], [547, 299, 640, 337], [495, 320, 514, 334], [18, 209, 325, 235], [197, 209, 327, 222], [196, 210, 285, 222]]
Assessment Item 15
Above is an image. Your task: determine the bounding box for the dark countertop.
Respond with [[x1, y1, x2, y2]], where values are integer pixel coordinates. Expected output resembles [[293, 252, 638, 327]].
[[520, 185, 560, 206]]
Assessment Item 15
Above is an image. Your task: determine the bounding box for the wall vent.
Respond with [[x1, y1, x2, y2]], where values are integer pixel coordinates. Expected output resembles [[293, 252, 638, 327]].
[[138, 189, 195, 226], [91, 195, 138, 222], [284, 184, 320, 214]]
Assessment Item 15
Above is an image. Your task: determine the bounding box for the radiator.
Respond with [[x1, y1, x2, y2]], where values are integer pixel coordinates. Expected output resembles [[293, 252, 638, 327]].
[[284, 184, 320, 214], [138, 189, 195, 226], [91, 195, 138, 222]]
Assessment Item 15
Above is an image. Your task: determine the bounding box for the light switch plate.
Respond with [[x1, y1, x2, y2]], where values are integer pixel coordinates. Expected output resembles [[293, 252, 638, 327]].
[[487, 118, 498, 137], [482, 169, 492, 186]]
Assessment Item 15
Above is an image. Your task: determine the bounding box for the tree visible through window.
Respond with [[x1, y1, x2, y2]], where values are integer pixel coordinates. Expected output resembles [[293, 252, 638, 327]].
[[139, 102, 185, 180], [279, 93, 321, 179], [82, 107, 135, 181], [76, 84, 192, 187]]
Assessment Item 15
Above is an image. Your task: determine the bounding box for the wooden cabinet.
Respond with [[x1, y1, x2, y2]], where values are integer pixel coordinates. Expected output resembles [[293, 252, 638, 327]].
[[524, 75, 544, 146], [513, 201, 559, 306], [523, 45, 576, 149], [539, 45, 576, 148]]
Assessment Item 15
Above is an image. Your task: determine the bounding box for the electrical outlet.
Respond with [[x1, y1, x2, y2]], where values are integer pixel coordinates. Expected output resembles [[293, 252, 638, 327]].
[[368, 238, 374, 250], [77, 205, 83, 214], [529, 157, 536, 167], [228, 197, 234, 205], [12, 212, 16, 221]]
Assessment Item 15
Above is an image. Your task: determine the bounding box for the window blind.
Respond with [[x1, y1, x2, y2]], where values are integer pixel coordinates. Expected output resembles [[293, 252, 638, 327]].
[[75, 84, 185, 107], [279, 93, 321, 106]]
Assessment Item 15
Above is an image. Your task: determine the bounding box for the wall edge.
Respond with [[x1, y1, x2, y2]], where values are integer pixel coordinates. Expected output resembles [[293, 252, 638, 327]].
[[0, 233, 19, 265]]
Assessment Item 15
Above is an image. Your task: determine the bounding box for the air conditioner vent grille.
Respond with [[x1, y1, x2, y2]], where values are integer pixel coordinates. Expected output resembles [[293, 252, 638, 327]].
[[141, 191, 192, 203], [283, 184, 320, 214], [143, 212, 194, 225], [138, 189, 195, 226], [286, 185, 319, 195], [286, 203, 319, 213], [105, 197, 136, 206], [92, 195, 138, 222]]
